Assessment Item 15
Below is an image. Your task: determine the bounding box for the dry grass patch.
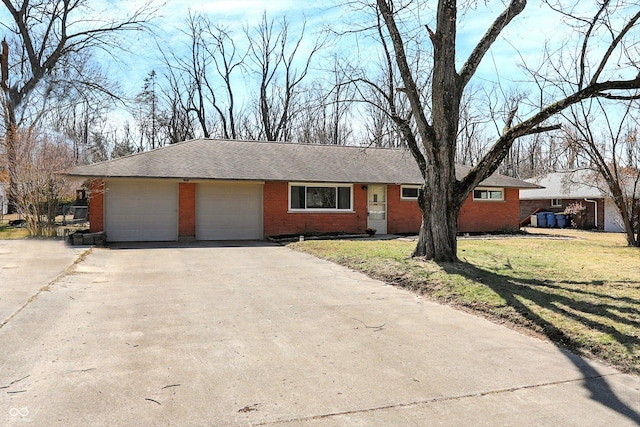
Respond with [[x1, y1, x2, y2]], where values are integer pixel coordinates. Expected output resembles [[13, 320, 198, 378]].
[[290, 231, 640, 374], [0, 223, 29, 239]]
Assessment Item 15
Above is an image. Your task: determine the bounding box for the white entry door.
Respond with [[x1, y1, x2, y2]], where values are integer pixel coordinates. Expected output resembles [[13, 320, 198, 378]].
[[367, 185, 387, 234]]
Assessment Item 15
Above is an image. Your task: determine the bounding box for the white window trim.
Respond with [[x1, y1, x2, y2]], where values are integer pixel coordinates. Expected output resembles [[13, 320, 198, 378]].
[[551, 198, 562, 207], [400, 185, 421, 200], [473, 187, 505, 201], [288, 182, 354, 212]]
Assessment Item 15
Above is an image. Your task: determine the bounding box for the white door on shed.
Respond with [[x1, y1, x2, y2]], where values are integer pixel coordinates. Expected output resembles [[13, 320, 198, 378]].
[[196, 182, 263, 240], [105, 180, 178, 242]]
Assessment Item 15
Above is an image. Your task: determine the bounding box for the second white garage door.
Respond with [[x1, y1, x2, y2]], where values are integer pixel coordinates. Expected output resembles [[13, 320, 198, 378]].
[[196, 182, 263, 240]]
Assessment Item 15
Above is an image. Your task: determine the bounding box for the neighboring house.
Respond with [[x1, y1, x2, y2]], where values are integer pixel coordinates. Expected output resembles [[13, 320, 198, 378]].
[[520, 171, 622, 232], [66, 139, 540, 242]]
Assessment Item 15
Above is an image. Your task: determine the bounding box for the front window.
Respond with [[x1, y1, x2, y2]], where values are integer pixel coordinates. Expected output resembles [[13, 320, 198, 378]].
[[551, 198, 562, 207], [401, 185, 420, 200], [473, 188, 504, 201], [289, 184, 352, 211]]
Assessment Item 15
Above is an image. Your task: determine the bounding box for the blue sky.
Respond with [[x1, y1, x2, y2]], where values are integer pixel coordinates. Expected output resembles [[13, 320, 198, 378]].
[[2, 0, 633, 129], [0, 0, 583, 99], [113, 0, 341, 95], [89, 0, 611, 139], [109, 1, 575, 97]]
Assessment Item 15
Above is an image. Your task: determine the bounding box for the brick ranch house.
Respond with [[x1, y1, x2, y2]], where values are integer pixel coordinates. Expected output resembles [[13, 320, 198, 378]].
[[65, 139, 540, 242]]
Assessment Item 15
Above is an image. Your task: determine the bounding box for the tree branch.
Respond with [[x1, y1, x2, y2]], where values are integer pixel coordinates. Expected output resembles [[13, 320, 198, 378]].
[[459, 74, 640, 194], [458, 0, 526, 89], [376, 0, 435, 145], [579, 0, 609, 88], [590, 9, 640, 85], [522, 124, 562, 136]]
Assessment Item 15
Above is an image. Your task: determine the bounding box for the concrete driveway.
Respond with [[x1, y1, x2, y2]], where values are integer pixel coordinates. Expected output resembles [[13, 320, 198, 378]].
[[1, 240, 639, 426]]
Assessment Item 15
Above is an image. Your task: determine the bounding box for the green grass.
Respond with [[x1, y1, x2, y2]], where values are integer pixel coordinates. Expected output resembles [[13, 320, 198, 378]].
[[290, 231, 640, 374], [0, 214, 86, 239], [0, 223, 29, 239]]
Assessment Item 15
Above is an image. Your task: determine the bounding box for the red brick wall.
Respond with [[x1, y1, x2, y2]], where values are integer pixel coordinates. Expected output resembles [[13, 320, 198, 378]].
[[519, 198, 604, 230], [91, 179, 525, 238], [89, 179, 104, 233], [178, 182, 196, 237], [387, 186, 521, 234], [387, 185, 422, 234], [458, 188, 521, 233], [263, 183, 522, 236], [263, 182, 367, 236]]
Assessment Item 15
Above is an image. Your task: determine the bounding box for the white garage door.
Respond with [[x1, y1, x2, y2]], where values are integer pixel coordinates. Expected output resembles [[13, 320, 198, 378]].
[[105, 180, 178, 242], [196, 182, 262, 240], [604, 199, 624, 232]]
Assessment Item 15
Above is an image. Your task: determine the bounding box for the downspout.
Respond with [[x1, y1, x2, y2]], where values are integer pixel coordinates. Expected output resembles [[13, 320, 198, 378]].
[[584, 198, 598, 229]]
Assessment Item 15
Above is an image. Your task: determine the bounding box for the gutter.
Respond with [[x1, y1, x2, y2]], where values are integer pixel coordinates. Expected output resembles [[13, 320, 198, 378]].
[[584, 198, 598, 228]]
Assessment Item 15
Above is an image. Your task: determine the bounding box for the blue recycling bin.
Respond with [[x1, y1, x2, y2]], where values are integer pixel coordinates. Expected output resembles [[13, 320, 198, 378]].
[[555, 213, 568, 228], [546, 212, 557, 228], [536, 212, 549, 228]]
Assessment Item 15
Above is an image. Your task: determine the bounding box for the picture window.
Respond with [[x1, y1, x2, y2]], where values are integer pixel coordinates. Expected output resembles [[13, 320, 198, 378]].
[[289, 184, 352, 211]]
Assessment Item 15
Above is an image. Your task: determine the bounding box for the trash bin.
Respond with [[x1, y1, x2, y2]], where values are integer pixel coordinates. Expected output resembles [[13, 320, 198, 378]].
[[546, 212, 557, 228], [555, 213, 568, 228], [536, 212, 549, 228]]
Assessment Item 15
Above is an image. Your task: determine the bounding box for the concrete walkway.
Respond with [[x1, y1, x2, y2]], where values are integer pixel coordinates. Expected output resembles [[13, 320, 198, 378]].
[[1, 240, 638, 426]]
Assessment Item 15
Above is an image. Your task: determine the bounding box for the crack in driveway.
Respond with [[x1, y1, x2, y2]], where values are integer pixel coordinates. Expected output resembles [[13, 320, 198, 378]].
[[0, 247, 92, 329], [255, 372, 623, 425]]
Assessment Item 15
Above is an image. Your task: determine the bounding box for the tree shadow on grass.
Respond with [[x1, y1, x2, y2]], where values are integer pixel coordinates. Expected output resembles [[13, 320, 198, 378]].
[[440, 261, 640, 424]]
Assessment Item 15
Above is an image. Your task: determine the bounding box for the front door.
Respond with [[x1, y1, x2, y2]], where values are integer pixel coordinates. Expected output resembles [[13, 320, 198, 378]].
[[367, 185, 387, 234]]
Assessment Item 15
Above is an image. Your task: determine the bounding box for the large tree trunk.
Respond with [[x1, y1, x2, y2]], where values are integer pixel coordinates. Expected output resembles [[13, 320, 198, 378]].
[[2, 102, 18, 213], [413, 182, 460, 261], [5, 129, 17, 213], [1, 39, 16, 213], [612, 190, 638, 247], [411, 2, 461, 261]]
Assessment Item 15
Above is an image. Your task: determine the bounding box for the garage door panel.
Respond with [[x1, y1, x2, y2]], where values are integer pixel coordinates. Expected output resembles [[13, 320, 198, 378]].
[[105, 180, 178, 242], [196, 183, 262, 240]]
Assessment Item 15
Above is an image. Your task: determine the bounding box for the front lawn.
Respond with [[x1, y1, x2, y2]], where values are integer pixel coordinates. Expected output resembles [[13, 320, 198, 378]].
[[0, 214, 87, 240], [290, 230, 640, 374], [0, 223, 29, 239]]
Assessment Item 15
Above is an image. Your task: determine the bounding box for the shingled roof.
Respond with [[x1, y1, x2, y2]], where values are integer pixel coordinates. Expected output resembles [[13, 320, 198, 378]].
[[66, 139, 540, 189]]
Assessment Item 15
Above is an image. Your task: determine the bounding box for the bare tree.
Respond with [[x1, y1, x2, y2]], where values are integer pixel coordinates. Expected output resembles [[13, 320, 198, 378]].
[[158, 85, 196, 145], [110, 123, 137, 158], [49, 95, 117, 164], [159, 11, 326, 144], [10, 130, 75, 236], [163, 12, 248, 140], [0, 0, 156, 211], [157, 57, 198, 145], [368, 0, 640, 261], [456, 87, 492, 167], [203, 21, 247, 140], [248, 13, 325, 141], [562, 98, 640, 246], [134, 70, 161, 150], [292, 59, 355, 146], [336, 1, 438, 151]]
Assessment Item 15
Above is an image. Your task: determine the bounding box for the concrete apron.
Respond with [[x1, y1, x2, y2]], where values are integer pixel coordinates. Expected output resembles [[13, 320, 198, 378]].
[[0, 240, 87, 326], [0, 241, 638, 426]]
